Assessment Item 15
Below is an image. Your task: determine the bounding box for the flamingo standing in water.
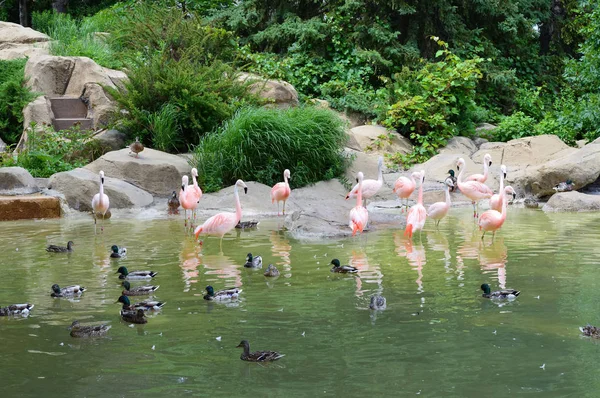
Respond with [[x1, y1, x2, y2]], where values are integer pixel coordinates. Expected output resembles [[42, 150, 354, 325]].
[[404, 171, 426, 239], [489, 165, 507, 212], [179, 175, 198, 228], [190, 168, 203, 221], [271, 169, 291, 216], [346, 156, 384, 207], [466, 153, 492, 183], [91, 170, 110, 233], [478, 186, 516, 241], [427, 177, 454, 227], [349, 171, 369, 236], [456, 158, 493, 218], [195, 179, 248, 250], [393, 171, 417, 213]]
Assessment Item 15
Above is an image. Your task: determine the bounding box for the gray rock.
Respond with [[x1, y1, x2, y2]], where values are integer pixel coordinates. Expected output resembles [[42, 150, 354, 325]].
[[0, 167, 40, 195], [17, 95, 53, 151], [81, 83, 117, 129], [542, 191, 600, 212], [47, 168, 153, 211], [238, 73, 299, 108], [92, 129, 126, 152], [348, 125, 412, 155], [0, 136, 6, 153], [439, 136, 478, 156]]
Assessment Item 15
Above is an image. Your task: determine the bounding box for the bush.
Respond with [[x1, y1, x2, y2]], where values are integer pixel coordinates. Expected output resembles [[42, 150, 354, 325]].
[[192, 106, 348, 192], [0, 59, 36, 145], [490, 112, 537, 142]]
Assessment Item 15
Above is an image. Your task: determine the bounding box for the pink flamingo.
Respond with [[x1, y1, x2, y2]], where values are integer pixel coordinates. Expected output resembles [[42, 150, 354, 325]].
[[489, 165, 507, 212], [271, 169, 291, 216], [427, 177, 454, 227], [190, 168, 203, 219], [478, 186, 516, 241], [404, 171, 426, 239], [346, 156, 383, 206], [393, 171, 417, 213], [91, 170, 109, 233], [465, 153, 492, 183], [456, 158, 493, 218], [179, 175, 198, 228], [194, 179, 248, 250], [349, 172, 369, 236]]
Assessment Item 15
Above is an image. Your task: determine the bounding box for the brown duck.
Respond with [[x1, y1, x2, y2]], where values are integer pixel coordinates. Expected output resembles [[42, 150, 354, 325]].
[[237, 340, 284, 362], [129, 137, 144, 158]]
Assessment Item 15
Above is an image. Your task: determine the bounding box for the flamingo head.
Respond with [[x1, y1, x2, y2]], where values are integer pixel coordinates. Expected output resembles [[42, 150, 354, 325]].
[[356, 172, 364, 183], [235, 179, 248, 194], [481, 283, 491, 295], [205, 285, 215, 296], [500, 164, 507, 178], [99, 170, 105, 184], [122, 281, 131, 290], [191, 168, 198, 178], [444, 177, 454, 188], [484, 153, 492, 167], [456, 158, 466, 171], [116, 295, 130, 306], [284, 169, 291, 180], [504, 186, 516, 199], [181, 175, 189, 191], [420, 170, 425, 182], [193, 225, 202, 240], [51, 284, 61, 294]]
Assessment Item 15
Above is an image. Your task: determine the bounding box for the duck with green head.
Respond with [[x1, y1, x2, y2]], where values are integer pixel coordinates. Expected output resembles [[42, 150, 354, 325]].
[[46, 241, 74, 253], [237, 340, 284, 362], [553, 179, 574, 192], [121, 281, 159, 296], [481, 283, 520, 299], [203, 285, 241, 301], [116, 295, 165, 311], [244, 253, 262, 268], [447, 170, 458, 192], [69, 320, 111, 338], [116, 266, 157, 279], [51, 284, 86, 297], [330, 259, 358, 273], [110, 245, 127, 258]]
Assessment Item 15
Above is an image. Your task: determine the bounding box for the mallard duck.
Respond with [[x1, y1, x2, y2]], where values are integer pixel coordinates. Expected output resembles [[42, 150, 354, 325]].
[[116, 266, 157, 279], [121, 281, 159, 296], [203, 285, 241, 301], [369, 295, 387, 310], [237, 340, 284, 362], [110, 245, 127, 258], [129, 136, 144, 158], [235, 220, 259, 229], [264, 264, 280, 277], [116, 295, 165, 311], [330, 259, 358, 273], [51, 284, 86, 297], [0, 303, 34, 316], [168, 191, 180, 214], [553, 179, 574, 192], [447, 169, 458, 192], [46, 241, 74, 253], [244, 253, 262, 268], [481, 283, 520, 299], [580, 324, 600, 338], [120, 308, 147, 324], [69, 320, 111, 338]]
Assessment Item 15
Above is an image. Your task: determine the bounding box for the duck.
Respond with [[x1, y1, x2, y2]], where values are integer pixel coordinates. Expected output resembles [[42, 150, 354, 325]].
[[168, 191, 180, 214], [237, 340, 285, 362], [46, 241, 74, 253], [330, 259, 358, 273], [129, 136, 144, 158], [120, 308, 148, 324], [244, 253, 263, 268], [0, 303, 34, 316], [110, 245, 127, 258], [553, 179, 574, 192], [69, 320, 111, 338], [369, 295, 387, 310], [447, 169, 458, 192], [116, 295, 165, 311], [264, 264, 280, 277], [235, 220, 260, 229], [121, 281, 160, 296], [203, 285, 241, 301], [116, 266, 157, 279], [51, 284, 86, 297], [481, 283, 520, 299], [580, 324, 600, 338]]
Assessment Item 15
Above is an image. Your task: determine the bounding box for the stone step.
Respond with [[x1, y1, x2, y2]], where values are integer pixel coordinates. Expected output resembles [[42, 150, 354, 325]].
[[53, 118, 93, 131], [50, 97, 88, 118], [0, 195, 61, 221]]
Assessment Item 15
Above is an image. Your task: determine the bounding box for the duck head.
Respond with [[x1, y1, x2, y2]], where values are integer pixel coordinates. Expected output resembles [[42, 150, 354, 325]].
[[51, 284, 61, 294], [116, 266, 128, 276], [236, 340, 250, 349], [447, 169, 455, 177], [111, 245, 119, 253], [205, 285, 215, 297], [481, 283, 491, 295], [116, 295, 131, 306], [246, 253, 253, 262], [330, 259, 341, 268], [122, 281, 131, 290]]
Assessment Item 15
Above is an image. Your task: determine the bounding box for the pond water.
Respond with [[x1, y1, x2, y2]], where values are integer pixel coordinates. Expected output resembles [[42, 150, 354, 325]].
[[1, 208, 600, 397]]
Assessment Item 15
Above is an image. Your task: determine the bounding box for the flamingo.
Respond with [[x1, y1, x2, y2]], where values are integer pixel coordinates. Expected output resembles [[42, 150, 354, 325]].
[[478, 186, 516, 241], [427, 177, 454, 227], [349, 171, 369, 236], [91, 170, 110, 233], [393, 172, 417, 213], [194, 179, 248, 250], [489, 165, 507, 212], [456, 158, 493, 218], [271, 169, 291, 216], [404, 171, 426, 239], [179, 175, 198, 228], [190, 168, 203, 220], [466, 153, 492, 183], [346, 156, 384, 207]]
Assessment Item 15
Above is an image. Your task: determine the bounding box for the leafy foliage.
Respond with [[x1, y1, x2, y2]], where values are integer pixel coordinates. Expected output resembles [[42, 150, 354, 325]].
[[192, 106, 348, 192], [0, 59, 36, 145], [490, 112, 538, 142]]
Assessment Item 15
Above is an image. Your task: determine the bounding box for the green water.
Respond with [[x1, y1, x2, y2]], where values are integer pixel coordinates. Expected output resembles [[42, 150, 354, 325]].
[[1, 208, 600, 397]]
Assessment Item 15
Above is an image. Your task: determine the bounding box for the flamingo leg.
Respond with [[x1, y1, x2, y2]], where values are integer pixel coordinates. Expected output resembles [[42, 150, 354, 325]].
[[94, 214, 97, 234], [101, 214, 105, 233], [481, 231, 486, 241], [277, 202, 280, 216], [184, 209, 187, 227], [472, 201, 477, 218], [282, 200, 286, 216]]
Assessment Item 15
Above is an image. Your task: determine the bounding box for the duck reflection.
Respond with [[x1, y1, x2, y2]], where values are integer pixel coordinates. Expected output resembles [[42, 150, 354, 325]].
[[270, 230, 292, 278], [395, 232, 426, 294], [179, 237, 202, 292], [479, 238, 508, 289]]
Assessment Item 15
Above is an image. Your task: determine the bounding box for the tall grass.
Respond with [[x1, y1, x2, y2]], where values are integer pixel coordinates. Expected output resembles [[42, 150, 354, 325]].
[[192, 106, 349, 192], [0, 59, 36, 145], [147, 103, 182, 152]]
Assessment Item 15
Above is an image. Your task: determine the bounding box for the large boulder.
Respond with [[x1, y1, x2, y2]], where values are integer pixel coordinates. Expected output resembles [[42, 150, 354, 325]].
[[238, 73, 298, 108], [347, 125, 412, 155], [47, 168, 153, 211], [0, 22, 50, 60], [64, 57, 126, 97], [542, 191, 600, 212], [25, 55, 75, 96], [0, 195, 60, 220], [81, 83, 116, 128], [198, 181, 279, 217], [85, 148, 191, 196], [438, 136, 479, 156], [91, 129, 126, 152], [0, 167, 40, 195]]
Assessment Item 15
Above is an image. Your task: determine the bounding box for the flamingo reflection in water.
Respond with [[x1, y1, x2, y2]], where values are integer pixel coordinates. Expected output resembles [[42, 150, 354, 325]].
[[269, 230, 292, 279], [199, 252, 242, 298], [395, 232, 427, 295], [478, 238, 508, 289], [348, 250, 383, 299], [179, 238, 202, 292]]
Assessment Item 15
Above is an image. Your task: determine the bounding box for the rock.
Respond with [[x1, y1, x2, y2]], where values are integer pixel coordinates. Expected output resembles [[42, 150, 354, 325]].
[[576, 139, 587, 148], [25, 55, 76, 96], [0, 136, 6, 153], [475, 123, 497, 136], [0, 22, 50, 60], [409, 154, 478, 184], [198, 181, 278, 217], [0, 41, 49, 60], [439, 136, 478, 156], [472, 137, 488, 148], [238, 73, 298, 108], [84, 148, 191, 196], [542, 191, 600, 212], [0, 167, 40, 195], [348, 125, 412, 155], [17, 96, 53, 151], [81, 83, 116, 128], [47, 168, 153, 211], [64, 57, 123, 97], [0, 195, 60, 220], [91, 129, 126, 152]]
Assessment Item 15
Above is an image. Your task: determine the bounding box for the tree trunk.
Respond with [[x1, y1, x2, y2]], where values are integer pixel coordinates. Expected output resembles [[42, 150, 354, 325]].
[[19, 0, 28, 27], [52, 0, 69, 13]]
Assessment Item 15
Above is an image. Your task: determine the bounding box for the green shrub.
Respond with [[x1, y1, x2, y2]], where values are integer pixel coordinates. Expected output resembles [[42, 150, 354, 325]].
[[146, 103, 182, 153], [192, 106, 348, 192], [0, 59, 36, 145], [490, 112, 537, 142]]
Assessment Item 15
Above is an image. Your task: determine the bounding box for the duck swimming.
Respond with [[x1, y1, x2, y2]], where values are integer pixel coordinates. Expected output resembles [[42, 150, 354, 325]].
[[580, 324, 600, 338], [116, 295, 165, 311], [481, 283, 520, 299], [0, 303, 34, 316], [235, 220, 259, 229], [264, 264, 280, 277], [330, 259, 358, 273], [121, 281, 159, 296], [110, 245, 127, 258], [69, 320, 111, 338], [46, 241, 74, 253], [237, 340, 284, 362], [244, 253, 262, 268], [51, 284, 86, 297], [120, 308, 147, 324], [203, 285, 241, 301], [116, 266, 157, 279], [369, 295, 387, 310]]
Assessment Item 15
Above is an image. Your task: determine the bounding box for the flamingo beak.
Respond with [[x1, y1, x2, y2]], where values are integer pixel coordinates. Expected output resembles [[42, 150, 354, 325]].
[[512, 193, 516, 199], [244, 187, 248, 194], [101, 178, 105, 184], [456, 165, 460, 170], [181, 185, 185, 191], [194, 227, 201, 240], [489, 161, 492, 166], [503, 173, 507, 179]]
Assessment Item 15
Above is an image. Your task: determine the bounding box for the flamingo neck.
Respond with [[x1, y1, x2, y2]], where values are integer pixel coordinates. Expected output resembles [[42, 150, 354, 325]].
[[192, 174, 198, 188], [356, 178, 363, 207], [99, 179, 105, 204], [444, 184, 451, 206], [483, 161, 489, 179], [234, 185, 242, 223], [284, 173, 289, 187], [377, 162, 383, 183], [499, 172, 505, 193], [457, 164, 465, 185], [500, 190, 509, 221], [417, 179, 424, 206]]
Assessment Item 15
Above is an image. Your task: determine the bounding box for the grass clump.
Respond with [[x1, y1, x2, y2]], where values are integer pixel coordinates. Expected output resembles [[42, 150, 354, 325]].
[[192, 106, 348, 192], [0, 59, 36, 145]]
